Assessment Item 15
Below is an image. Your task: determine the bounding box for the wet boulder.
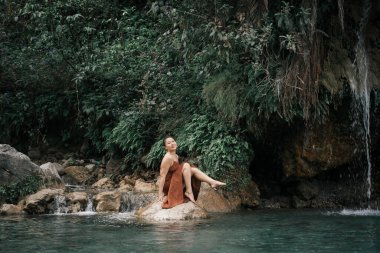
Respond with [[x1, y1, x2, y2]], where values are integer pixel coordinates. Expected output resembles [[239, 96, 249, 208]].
[[0, 144, 41, 185], [66, 192, 88, 213], [94, 190, 121, 212], [24, 188, 64, 214], [39, 162, 64, 188], [0, 204, 24, 215]]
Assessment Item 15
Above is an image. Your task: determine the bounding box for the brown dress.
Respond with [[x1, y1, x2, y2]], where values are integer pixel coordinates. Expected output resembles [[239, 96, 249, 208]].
[[162, 160, 201, 209]]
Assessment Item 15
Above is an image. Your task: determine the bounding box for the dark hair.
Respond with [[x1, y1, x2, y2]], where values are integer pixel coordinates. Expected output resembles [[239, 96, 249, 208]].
[[162, 135, 175, 146]]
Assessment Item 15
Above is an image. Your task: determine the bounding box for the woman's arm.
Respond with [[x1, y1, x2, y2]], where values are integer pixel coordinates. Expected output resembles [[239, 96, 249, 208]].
[[158, 156, 171, 201]]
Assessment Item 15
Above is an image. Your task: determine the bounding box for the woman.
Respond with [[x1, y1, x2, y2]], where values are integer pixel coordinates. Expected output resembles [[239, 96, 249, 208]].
[[158, 135, 226, 209]]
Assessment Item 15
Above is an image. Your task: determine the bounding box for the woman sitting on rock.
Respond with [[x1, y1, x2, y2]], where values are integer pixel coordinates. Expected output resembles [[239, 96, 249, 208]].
[[158, 135, 225, 208]]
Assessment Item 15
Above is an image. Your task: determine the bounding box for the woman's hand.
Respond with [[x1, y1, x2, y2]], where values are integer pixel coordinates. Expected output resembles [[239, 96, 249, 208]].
[[158, 194, 167, 202]]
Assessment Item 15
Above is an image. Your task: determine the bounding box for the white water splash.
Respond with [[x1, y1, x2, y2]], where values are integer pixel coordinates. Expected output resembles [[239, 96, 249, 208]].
[[75, 210, 97, 216], [329, 209, 380, 216], [106, 212, 136, 221], [51, 195, 97, 216], [76, 196, 97, 215]]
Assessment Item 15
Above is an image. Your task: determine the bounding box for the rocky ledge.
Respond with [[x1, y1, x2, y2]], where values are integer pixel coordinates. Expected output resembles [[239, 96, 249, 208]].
[[0, 144, 261, 220]]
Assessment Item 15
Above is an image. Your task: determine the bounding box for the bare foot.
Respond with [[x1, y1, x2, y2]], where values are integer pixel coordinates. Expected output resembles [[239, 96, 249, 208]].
[[210, 180, 226, 190], [184, 191, 196, 203]]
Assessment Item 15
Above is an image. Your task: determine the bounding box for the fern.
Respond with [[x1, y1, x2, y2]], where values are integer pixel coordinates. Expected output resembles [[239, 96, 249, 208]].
[[105, 111, 159, 170]]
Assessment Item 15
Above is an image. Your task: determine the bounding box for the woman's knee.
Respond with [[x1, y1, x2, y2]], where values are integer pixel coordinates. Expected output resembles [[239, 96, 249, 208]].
[[190, 167, 199, 174]]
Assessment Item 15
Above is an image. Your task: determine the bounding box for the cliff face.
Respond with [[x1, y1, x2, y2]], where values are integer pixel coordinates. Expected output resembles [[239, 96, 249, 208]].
[[250, 0, 380, 208]]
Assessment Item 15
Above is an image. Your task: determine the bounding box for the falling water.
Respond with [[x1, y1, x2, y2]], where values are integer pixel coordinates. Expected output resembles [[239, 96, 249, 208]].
[[349, 0, 372, 202], [337, 0, 344, 32], [53, 195, 68, 214], [85, 196, 94, 212]]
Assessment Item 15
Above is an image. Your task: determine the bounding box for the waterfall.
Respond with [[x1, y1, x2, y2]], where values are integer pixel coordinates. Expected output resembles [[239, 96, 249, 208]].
[[85, 196, 94, 212], [349, 0, 372, 202], [53, 195, 68, 214], [337, 0, 344, 32]]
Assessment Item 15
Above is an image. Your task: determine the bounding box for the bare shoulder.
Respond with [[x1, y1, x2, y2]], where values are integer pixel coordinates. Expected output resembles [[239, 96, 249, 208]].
[[161, 154, 173, 166]]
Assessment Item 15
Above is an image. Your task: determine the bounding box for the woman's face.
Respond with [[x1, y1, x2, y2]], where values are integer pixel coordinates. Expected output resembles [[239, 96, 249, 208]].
[[164, 137, 177, 151]]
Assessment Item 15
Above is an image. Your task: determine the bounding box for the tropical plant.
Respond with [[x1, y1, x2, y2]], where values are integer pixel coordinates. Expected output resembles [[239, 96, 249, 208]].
[[0, 174, 42, 204]]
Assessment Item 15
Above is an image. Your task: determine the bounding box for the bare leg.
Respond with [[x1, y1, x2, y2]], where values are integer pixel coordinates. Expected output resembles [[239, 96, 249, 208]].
[[182, 163, 196, 202], [191, 167, 226, 189]]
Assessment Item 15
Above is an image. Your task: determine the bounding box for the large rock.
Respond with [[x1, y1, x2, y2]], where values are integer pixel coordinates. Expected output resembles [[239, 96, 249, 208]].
[[62, 166, 92, 185], [134, 179, 157, 193], [238, 180, 261, 208], [120, 192, 157, 212], [91, 177, 114, 190], [282, 118, 357, 178], [0, 204, 24, 215], [0, 144, 41, 185], [94, 190, 121, 212], [24, 188, 64, 214], [196, 181, 260, 212], [39, 162, 64, 188], [136, 201, 208, 222], [196, 184, 239, 212], [66, 192, 88, 213]]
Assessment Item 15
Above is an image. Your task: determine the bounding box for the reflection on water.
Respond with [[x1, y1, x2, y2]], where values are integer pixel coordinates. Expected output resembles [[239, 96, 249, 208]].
[[1, 209, 379, 253]]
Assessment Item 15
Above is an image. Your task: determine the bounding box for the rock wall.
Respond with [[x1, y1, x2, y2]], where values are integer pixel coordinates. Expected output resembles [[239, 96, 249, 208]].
[[250, 0, 380, 209]]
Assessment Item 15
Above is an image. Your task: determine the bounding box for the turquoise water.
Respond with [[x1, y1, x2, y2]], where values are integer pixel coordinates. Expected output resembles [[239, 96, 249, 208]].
[[1, 209, 379, 253]]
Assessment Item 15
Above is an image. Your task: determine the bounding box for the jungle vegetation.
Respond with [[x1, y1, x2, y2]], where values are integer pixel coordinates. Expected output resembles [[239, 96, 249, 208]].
[[0, 0, 362, 189]]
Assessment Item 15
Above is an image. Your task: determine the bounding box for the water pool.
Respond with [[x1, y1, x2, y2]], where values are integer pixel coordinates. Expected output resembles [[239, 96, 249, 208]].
[[1, 209, 379, 253]]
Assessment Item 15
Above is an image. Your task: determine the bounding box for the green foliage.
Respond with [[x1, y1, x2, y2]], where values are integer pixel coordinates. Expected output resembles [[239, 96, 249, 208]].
[[1, 0, 344, 186], [0, 174, 42, 204], [203, 66, 289, 127], [0, 91, 74, 146], [145, 139, 166, 170], [176, 114, 253, 189], [105, 111, 159, 170], [1, 1, 161, 151], [202, 71, 240, 123], [203, 136, 252, 190]]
